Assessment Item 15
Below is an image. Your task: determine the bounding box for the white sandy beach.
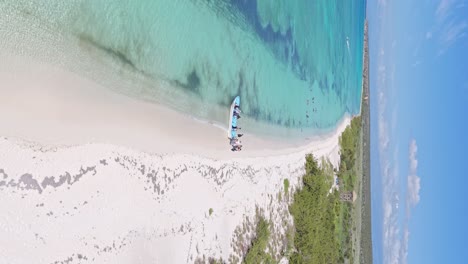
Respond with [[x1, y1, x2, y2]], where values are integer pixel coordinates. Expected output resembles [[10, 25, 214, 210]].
[[0, 52, 351, 263]]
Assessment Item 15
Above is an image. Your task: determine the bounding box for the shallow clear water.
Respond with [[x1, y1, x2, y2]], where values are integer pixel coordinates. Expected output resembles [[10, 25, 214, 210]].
[[1, 0, 366, 138]]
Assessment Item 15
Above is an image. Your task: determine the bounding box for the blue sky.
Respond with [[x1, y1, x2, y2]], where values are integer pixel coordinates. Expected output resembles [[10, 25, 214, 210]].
[[368, 0, 468, 263]]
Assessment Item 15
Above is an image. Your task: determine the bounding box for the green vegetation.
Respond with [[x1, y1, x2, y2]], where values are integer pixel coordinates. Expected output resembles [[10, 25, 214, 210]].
[[207, 257, 224, 264], [359, 19, 374, 264], [288, 116, 362, 263], [209, 208, 213, 216], [339, 116, 361, 192], [283, 179, 290, 195], [194, 256, 224, 264], [288, 154, 340, 263], [337, 116, 361, 262], [243, 217, 273, 264]]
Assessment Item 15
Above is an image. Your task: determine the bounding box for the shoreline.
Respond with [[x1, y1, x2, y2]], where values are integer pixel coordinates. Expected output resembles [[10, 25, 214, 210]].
[[0, 4, 356, 144], [0, 52, 351, 163]]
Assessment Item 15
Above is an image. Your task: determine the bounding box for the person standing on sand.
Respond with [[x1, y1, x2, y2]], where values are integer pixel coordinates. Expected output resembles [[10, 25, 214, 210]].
[[231, 144, 242, 151], [230, 138, 238, 145]]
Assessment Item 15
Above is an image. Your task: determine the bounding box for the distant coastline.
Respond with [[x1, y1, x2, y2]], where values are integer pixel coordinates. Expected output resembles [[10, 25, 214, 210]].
[[358, 19, 374, 264]]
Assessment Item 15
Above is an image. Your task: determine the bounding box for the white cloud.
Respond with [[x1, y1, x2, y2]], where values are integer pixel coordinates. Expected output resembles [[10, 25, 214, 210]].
[[407, 174, 421, 210], [436, 0, 456, 22], [379, 117, 389, 150], [377, 51, 390, 154], [438, 19, 468, 55], [433, 0, 468, 55], [399, 228, 410, 264], [382, 145, 402, 264], [409, 140, 418, 173], [379, 97, 422, 264], [376, 3, 423, 263], [399, 140, 422, 264], [375, 36, 402, 263], [374, 6, 423, 263], [407, 139, 421, 211]]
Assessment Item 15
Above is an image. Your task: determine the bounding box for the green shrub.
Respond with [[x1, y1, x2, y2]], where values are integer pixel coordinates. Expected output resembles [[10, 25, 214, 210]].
[[283, 179, 290, 194], [289, 154, 340, 263], [244, 217, 273, 264]]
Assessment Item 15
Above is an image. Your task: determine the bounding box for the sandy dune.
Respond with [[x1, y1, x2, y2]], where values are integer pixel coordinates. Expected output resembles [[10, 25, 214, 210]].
[[0, 53, 350, 263]]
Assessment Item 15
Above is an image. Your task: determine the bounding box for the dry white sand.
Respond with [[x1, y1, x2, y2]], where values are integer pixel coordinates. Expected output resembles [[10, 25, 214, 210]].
[[0, 53, 351, 263]]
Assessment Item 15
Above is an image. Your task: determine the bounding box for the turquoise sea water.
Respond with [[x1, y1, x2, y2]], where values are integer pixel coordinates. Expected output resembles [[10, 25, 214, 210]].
[[1, 0, 366, 139]]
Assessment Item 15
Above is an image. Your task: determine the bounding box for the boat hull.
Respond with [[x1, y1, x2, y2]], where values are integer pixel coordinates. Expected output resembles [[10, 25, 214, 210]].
[[227, 96, 240, 139]]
